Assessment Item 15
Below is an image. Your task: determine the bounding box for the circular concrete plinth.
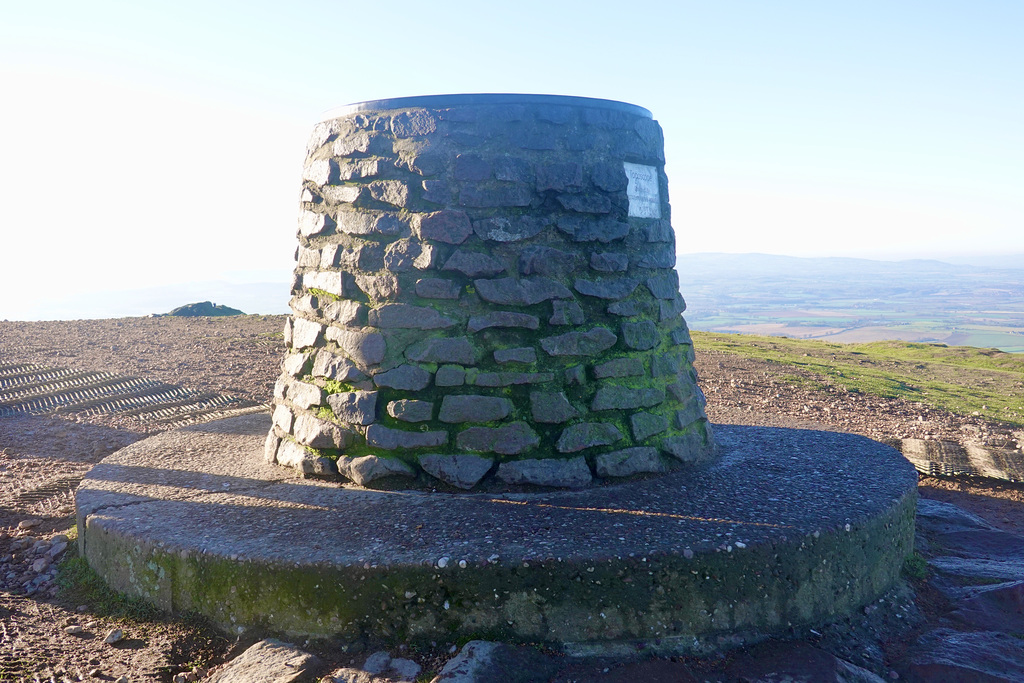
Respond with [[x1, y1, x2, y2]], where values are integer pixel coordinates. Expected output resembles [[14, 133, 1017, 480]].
[[76, 414, 917, 656]]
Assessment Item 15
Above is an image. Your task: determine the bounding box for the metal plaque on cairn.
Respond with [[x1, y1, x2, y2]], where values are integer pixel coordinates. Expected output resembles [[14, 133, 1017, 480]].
[[265, 93, 715, 490]]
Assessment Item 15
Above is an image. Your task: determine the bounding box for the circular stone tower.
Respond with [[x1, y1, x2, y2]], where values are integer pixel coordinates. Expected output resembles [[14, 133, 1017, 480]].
[[265, 94, 715, 490]]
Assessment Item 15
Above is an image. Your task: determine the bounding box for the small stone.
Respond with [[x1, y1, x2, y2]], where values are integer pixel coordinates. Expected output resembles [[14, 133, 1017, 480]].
[[459, 183, 533, 208], [326, 328, 387, 366], [646, 272, 680, 299], [442, 249, 506, 277], [541, 328, 618, 356], [312, 350, 367, 382], [556, 215, 629, 243], [557, 422, 624, 453], [630, 412, 669, 441], [536, 162, 583, 192], [549, 300, 585, 326], [415, 277, 462, 300], [65, 625, 84, 635], [595, 447, 667, 477], [454, 153, 491, 180], [593, 357, 644, 379], [89, 669, 102, 679], [558, 193, 612, 214], [439, 395, 512, 423], [591, 386, 665, 411], [494, 347, 536, 364], [388, 657, 421, 680], [437, 557, 450, 569], [659, 296, 687, 321], [564, 366, 586, 386], [419, 454, 494, 490], [387, 400, 433, 422], [285, 381, 325, 410], [354, 273, 401, 300], [637, 244, 676, 269], [326, 391, 378, 426], [650, 352, 681, 378], [337, 210, 409, 237], [519, 245, 579, 278], [621, 321, 659, 350], [574, 277, 639, 300], [662, 427, 714, 464], [290, 318, 324, 349], [497, 457, 593, 488], [435, 365, 466, 387], [336, 455, 416, 485], [406, 337, 477, 365], [373, 365, 432, 391], [530, 392, 579, 424], [671, 324, 693, 346], [473, 215, 547, 242], [104, 628, 124, 644], [368, 180, 410, 208], [456, 422, 540, 455], [391, 110, 436, 137], [416, 210, 473, 244], [471, 372, 554, 387], [363, 650, 392, 675], [383, 239, 436, 271], [276, 440, 336, 476], [474, 277, 573, 306], [590, 251, 629, 272], [298, 210, 333, 237], [367, 303, 454, 330], [468, 311, 540, 333], [365, 425, 447, 450], [293, 412, 354, 448]]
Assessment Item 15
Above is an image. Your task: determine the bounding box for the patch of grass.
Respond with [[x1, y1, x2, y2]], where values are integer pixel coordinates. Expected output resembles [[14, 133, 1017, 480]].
[[693, 331, 1024, 426], [323, 379, 355, 394], [902, 553, 929, 581], [56, 551, 162, 622], [308, 287, 341, 302]]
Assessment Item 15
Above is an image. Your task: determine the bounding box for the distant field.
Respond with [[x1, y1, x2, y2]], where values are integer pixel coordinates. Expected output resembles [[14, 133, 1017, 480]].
[[692, 331, 1024, 427]]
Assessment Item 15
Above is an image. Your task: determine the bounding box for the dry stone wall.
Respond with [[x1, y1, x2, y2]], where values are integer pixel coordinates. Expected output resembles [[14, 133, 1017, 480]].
[[265, 95, 715, 490]]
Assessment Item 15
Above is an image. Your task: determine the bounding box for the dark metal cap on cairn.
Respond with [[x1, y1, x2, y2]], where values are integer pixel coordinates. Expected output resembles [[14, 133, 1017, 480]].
[[264, 93, 715, 490]]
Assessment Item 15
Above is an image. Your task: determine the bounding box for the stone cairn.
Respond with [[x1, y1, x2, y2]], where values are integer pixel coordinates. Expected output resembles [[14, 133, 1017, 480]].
[[264, 94, 715, 490]]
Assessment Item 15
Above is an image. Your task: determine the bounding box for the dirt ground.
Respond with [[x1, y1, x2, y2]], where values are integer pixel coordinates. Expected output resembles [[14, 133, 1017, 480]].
[[1, 316, 1022, 681]]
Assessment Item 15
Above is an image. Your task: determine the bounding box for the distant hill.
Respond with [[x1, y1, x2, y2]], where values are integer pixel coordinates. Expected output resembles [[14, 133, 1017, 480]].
[[677, 253, 1024, 353]]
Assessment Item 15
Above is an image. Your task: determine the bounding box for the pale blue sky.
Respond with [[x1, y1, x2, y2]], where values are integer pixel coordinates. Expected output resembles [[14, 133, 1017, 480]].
[[1, 1, 1021, 318]]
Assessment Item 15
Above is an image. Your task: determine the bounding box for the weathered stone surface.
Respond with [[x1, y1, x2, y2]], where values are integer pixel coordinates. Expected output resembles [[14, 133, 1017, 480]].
[[536, 162, 583, 192], [406, 337, 477, 365], [312, 349, 367, 382], [650, 352, 681, 378], [321, 299, 366, 327], [431, 640, 559, 683], [205, 638, 322, 683], [373, 364, 431, 391], [518, 246, 579, 278], [590, 251, 629, 272], [367, 303, 454, 330], [723, 641, 888, 683], [659, 296, 687, 321], [415, 278, 462, 300], [644, 220, 674, 243], [467, 311, 539, 333], [298, 210, 334, 238], [419, 454, 494, 490], [676, 395, 705, 428], [456, 422, 539, 455], [454, 153, 491, 181], [556, 216, 629, 243], [471, 372, 554, 387], [493, 157, 533, 183], [607, 300, 655, 317], [564, 365, 586, 386], [556, 422, 624, 453], [630, 411, 669, 441], [337, 158, 381, 181], [589, 161, 629, 192], [272, 404, 294, 433], [549, 300, 585, 326], [621, 320, 659, 350], [302, 271, 345, 297], [667, 379, 696, 403], [497, 457, 592, 488], [263, 431, 281, 464], [383, 239, 436, 272], [442, 249, 506, 277], [473, 216, 546, 242], [322, 242, 385, 271], [282, 352, 310, 377], [290, 318, 324, 349], [574, 277, 639, 300], [275, 440, 335, 476], [302, 159, 333, 186], [439, 395, 512, 423], [591, 386, 665, 411], [292, 413, 352, 449], [541, 328, 617, 356], [337, 210, 408, 237], [421, 179, 451, 204], [296, 245, 320, 268], [326, 328, 386, 366], [435, 364, 466, 387], [595, 447, 667, 478], [671, 324, 693, 346], [901, 629, 1024, 683], [321, 185, 363, 204], [662, 426, 713, 464], [474, 277, 572, 306], [494, 347, 536, 364], [646, 271, 680, 299], [557, 193, 612, 214], [637, 244, 676, 269], [336, 454, 416, 486], [326, 391, 378, 426], [354, 273, 401, 300], [459, 183, 533, 208], [287, 381, 324, 410], [529, 392, 579, 423], [368, 180, 409, 208], [593, 357, 644, 379], [416, 210, 473, 244], [365, 424, 447, 450], [391, 110, 436, 137], [387, 399, 433, 423]]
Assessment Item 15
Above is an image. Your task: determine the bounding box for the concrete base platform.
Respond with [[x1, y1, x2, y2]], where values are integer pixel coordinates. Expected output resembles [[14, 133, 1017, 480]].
[[76, 414, 917, 656]]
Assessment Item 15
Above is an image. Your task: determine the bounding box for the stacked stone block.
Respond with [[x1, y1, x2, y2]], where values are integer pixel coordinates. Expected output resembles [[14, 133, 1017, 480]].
[[265, 94, 715, 490]]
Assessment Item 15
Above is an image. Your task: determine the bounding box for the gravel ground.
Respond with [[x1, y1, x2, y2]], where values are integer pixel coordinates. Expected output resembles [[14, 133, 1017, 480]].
[[1, 315, 1022, 681]]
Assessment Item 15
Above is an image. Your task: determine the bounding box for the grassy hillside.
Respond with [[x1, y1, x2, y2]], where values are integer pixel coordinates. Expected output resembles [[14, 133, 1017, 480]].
[[693, 331, 1024, 427]]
